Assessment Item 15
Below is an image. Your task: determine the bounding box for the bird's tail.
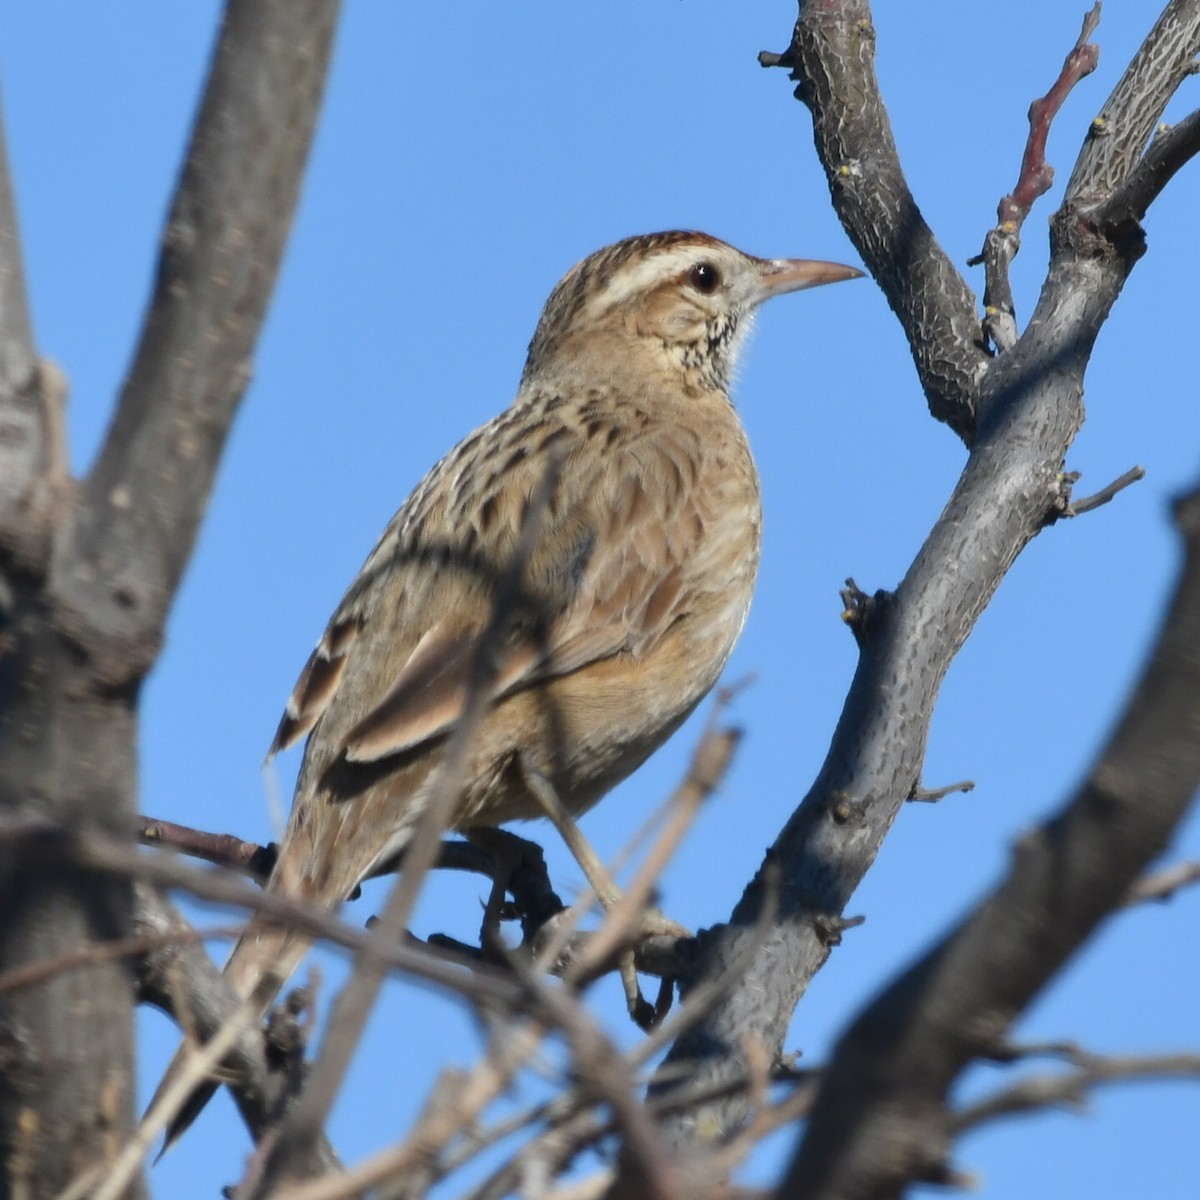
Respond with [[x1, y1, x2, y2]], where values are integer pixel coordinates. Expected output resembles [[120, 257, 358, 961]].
[[148, 916, 313, 1155]]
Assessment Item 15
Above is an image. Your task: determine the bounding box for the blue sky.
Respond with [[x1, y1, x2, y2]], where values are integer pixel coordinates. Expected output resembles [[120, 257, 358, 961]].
[[2, 4, 1197, 1197]]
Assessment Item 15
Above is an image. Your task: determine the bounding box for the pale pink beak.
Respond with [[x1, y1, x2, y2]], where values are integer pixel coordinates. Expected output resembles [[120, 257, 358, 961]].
[[753, 257, 864, 303]]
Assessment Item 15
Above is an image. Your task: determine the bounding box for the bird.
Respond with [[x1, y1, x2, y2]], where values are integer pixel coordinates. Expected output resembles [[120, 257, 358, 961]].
[[151, 229, 861, 1143]]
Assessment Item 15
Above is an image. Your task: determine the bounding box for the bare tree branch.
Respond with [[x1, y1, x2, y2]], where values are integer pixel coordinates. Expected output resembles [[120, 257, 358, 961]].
[[761, 1, 988, 440], [53, 0, 340, 683], [2, 809, 543, 1008], [133, 885, 342, 1179], [0, 96, 34, 396], [1123, 858, 1200, 905], [1098, 104, 1200, 223], [780, 480, 1200, 1197], [654, 0, 1197, 1160], [972, 7, 1102, 352], [1065, 0, 1200, 206], [952, 1044, 1200, 1133], [1064, 464, 1146, 516], [0, 6, 341, 1194], [0, 96, 67, 581]]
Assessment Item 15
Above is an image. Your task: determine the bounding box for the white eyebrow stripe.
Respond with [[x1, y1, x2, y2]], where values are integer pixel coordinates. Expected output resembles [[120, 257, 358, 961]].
[[592, 247, 706, 312]]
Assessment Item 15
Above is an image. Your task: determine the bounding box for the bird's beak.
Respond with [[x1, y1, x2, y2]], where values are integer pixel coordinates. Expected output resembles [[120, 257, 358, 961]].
[[753, 257, 864, 303]]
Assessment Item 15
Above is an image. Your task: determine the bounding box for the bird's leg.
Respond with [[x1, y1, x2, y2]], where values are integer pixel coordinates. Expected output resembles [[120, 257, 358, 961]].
[[463, 827, 522, 958], [515, 754, 688, 938], [517, 756, 623, 909], [516, 754, 678, 1029]]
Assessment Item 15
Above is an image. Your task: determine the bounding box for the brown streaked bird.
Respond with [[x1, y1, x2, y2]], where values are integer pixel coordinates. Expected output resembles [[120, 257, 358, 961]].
[[153, 230, 861, 1142]]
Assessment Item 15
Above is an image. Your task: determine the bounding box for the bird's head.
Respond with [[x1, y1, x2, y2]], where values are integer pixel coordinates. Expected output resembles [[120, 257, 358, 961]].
[[523, 230, 862, 392]]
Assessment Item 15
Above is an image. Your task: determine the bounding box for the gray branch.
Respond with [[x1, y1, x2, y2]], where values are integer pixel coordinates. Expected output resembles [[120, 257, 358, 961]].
[[762, 0, 989, 441], [653, 0, 1200, 1162], [53, 0, 340, 685], [0, 4, 340, 1195], [1065, 0, 1200, 206], [780, 482, 1200, 1198], [0, 96, 34, 398]]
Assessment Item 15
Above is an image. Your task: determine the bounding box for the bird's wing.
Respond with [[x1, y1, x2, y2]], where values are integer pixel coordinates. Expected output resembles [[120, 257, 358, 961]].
[[269, 408, 706, 765]]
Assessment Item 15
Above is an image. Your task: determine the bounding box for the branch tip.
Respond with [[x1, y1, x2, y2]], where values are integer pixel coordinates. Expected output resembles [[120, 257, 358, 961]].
[[1064, 464, 1146, 517], [910, 780, 976, 804]]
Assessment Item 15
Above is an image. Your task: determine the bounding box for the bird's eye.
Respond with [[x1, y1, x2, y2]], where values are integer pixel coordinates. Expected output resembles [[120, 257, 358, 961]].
[[689, 262, 721, 294]]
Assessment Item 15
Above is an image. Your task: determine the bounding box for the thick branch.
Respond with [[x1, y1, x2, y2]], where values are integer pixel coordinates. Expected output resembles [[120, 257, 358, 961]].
[[1065, 0, 1200, 206], [770, 0, 989, 440], [1098, 105, 1200, 223], [0, 98, 67, 583], [51, 0, 340, 685], [780, 482, 1200, 1198], [655, 0, 1171, 1155]]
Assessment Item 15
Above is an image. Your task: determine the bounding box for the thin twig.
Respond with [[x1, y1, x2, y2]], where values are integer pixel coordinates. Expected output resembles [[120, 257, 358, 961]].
[[140, 812, 503, 887], [268, 1023, 547, 1200], [140, 815, 277, 879], [1124, 860, 1200, 905], [0, 922, 241, 996], [953, 1049, 1200, 1131], [1067, 464, 1146, 515], [971, 5, 1101, 351], [0, 810, 525, 1010], [569, 723, 739, 983], [909, 779, 975, 804]]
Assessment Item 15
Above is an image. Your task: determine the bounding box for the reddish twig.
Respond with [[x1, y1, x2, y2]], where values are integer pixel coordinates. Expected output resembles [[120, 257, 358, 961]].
[[1001, 5, 1102, 229], [971, 6, 1102, 351]]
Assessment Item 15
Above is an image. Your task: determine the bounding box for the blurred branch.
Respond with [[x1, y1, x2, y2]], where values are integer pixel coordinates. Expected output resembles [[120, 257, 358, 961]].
[[0, 87, 68, 583], [52, 0, 341, 686], [780, 480, 1200, 1198], [953, 1045, 1200, 1132], [1123, 859, 1200, 905], [133, 885, 341, 1177], [0, 809, 525, 1010], [0, 94, 65, 580], [0, 6, 341, 1194], [0, 95, 34, 395]]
